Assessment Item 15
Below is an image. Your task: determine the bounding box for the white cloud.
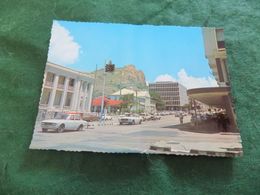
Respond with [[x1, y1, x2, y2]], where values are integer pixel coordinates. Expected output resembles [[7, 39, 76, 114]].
[[155, 74, 176, 82], [177, 69, 218, 89], [154, 69, 218, 89], [47, 21, 80, 65]]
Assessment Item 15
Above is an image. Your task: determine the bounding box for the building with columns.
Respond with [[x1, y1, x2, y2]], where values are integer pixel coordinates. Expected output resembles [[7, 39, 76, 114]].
[[37, 62, 94, 120]]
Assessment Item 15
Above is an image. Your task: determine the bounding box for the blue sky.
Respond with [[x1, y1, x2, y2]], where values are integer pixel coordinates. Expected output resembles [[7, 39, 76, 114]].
[[48, 20, 217, 89]]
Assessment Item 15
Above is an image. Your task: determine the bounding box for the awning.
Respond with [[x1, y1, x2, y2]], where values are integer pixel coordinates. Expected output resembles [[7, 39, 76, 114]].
[[108, 99, 123, 106], [92, 96, 123, 107], [92, 96, 109, 106], [187, 87, 230, 108]]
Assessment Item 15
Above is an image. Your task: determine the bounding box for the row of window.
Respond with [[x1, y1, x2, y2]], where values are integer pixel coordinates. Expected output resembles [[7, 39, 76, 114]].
[[45, 72, 91, 92], [149, 87, 180, 92], [149, 83, 179, 88], [154, 92, 180, 97], [160, 96, 180, 101], [165, 101, 180, 105], [45, 72, 75, 88], [40, 89, 74, 107]]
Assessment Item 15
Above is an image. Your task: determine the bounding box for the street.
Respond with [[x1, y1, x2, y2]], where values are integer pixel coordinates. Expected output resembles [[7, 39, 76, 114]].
[[30, 115, 242, 157]]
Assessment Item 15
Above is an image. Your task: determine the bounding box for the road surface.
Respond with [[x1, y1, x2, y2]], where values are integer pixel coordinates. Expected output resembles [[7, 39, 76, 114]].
[[30, 115, 242, 157]]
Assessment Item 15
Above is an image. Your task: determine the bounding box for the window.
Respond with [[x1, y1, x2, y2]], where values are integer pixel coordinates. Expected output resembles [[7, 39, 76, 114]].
[[216, 58, 224, 82], [69, 115, 75, 120], [45, 72, 55, 87], [69, 79, 75, 87], [82, 82, 87, 92], [40, 88, 51, 105], [46, 72, 55, 82], [58, 76, 65, 85], [58, 76, 65, 89], [65, 92, 73, 107], [74, 115, 80, 120], [216, 29, 225, 49], [54, 90, 63, 106]]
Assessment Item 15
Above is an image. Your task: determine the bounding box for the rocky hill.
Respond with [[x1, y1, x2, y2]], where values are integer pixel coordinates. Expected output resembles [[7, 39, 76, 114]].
[[90, 64, 147, 97]]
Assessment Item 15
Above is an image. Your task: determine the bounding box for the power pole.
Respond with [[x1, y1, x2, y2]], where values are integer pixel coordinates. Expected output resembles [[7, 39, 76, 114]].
[[92, 64, 98, 98], [100, 62, 106, 126]]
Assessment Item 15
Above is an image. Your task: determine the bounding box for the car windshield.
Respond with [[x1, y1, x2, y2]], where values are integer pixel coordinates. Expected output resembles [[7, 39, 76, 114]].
[[54, 113, 69, 119]]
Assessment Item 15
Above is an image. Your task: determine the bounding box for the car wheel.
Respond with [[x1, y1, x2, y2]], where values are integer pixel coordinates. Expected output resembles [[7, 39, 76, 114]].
[[119, 122, 122, 125], [77, 124, 83, 131], [139, 120, 142, 124], [132, 120, 135, 125], [57, 124, 65, 133], [42, 128, 47, 132]]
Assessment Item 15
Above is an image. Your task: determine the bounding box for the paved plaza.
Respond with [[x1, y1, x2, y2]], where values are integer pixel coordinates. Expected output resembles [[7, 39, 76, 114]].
[[30, 115, 242, 157]]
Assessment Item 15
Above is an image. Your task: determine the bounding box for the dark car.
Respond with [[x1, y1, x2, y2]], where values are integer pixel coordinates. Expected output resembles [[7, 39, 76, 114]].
[[83, 112, 99, 122]]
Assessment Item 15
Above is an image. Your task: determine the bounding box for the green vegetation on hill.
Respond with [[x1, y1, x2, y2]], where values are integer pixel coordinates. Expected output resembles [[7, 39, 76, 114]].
[[90, 64, 148, 97]]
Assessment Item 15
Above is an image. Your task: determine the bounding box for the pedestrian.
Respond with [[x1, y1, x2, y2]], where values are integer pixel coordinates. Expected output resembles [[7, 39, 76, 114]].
[[222, 114, 230, 132], [179, 113, 184, 124], [216, 111, 230, 132]]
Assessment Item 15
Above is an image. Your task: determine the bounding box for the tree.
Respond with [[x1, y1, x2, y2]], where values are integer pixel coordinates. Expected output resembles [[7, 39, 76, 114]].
[[181, 103, 190, 111], [120, 94, 135, 112], [150, 91, 165, 111]]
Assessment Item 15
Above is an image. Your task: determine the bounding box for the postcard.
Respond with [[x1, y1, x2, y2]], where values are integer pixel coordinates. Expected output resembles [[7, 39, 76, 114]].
[[30, 20, 242, 157]]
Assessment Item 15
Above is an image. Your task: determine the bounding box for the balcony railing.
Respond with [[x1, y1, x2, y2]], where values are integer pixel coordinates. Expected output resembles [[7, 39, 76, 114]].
[[39, 103, 48, 107], [63, 105, 71, 110], [68, 86, 74, 91], [57, 84, 65, 89], [45, 81, 53, 87]]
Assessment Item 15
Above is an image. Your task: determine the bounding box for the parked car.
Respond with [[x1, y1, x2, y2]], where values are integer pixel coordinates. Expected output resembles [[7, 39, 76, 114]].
[[41, 112, 88, 133], [83, 112, 99, 122], [118, 114, 142, 125], [140, 113, 151, 121], [150, 114, 161, 120], [101, 114, 113, 121]]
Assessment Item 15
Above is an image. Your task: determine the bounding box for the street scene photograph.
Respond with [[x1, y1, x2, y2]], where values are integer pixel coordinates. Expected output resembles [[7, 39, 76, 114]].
[[30, 20, 243, 157]]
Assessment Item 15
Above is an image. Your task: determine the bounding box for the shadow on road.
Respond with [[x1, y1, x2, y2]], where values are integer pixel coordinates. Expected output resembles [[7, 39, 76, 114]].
[[163, 121, 222, 134]]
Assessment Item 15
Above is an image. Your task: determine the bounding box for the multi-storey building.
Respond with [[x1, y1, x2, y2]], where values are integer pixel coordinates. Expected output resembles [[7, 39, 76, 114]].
[[187, 28, 237, 130], [148, 81, 189, 111], [37, 62, 94, 120], [202, 28, 229, 86]]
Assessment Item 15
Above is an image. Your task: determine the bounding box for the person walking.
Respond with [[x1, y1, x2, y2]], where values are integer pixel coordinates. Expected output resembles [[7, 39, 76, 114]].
[[179, 112, 184, 124]]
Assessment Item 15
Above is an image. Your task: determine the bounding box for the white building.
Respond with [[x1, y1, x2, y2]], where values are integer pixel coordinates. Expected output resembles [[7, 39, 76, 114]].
[[38, 62, 94, 120], [109, 88, 155, 113], [149, 81, 189, 110]]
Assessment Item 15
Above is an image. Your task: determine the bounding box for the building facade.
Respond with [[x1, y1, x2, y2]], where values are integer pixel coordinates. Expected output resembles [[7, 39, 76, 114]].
[[148, 81, 189, 111], [202, 28, 229, 87], [109, 88, 155, 113], [187, 28, 237, 131], [37, 62, 94, 120]]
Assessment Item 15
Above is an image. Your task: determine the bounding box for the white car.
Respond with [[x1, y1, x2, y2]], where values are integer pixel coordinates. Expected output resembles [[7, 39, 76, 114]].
[[150, 114, 161, 120], [140, 113, 151, 121], [118, 114, 142, 125], [101, 115, 113, 121], [41, 113, 88, 133]]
